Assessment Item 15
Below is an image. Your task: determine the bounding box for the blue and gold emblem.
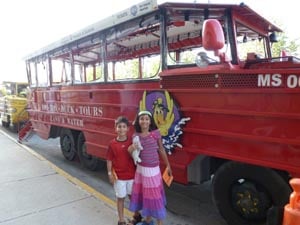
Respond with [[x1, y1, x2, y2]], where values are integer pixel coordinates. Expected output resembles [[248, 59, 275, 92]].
[[139, 90, 190, 154]]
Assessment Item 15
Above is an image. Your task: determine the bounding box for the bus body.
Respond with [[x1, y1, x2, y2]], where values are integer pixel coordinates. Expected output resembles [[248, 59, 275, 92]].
[[24, 1, 300, 224]]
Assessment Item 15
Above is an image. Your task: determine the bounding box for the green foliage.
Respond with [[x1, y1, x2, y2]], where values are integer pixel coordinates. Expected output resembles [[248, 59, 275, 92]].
[[115, 59, 139, 79], [181, 50, 196, 63], [272, 32, 299, 57], [86, 65, 103, 81]]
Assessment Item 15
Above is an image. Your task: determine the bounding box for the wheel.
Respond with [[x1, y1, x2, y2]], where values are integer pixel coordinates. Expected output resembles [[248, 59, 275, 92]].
[[212, 161, 291, 225], [60, 129, 77, 161], [77, 132, 99, 171]]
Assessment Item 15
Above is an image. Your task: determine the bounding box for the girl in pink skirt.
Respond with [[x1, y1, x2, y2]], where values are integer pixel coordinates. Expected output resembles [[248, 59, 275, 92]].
[[128, 111, 172, 225]]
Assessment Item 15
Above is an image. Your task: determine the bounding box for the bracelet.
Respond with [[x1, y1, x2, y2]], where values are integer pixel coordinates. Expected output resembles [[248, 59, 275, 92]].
[[108, 172, 112, 176]]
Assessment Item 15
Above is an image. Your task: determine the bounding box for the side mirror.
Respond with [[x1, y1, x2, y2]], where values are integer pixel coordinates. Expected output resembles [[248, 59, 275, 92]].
[[202, 19, 225, 51]]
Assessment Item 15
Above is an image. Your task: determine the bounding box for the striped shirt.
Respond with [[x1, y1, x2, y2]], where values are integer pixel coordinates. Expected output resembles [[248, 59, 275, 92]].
[[134, 129, 161, 167]]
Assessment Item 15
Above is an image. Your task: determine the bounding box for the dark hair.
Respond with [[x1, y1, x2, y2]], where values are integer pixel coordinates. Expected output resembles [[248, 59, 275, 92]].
[[115, 116, 129, 126], [133, 111, 157, 132]]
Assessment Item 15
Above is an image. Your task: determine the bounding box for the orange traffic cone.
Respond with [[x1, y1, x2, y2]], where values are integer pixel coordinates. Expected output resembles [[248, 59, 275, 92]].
[[282, 178, 300, 225]]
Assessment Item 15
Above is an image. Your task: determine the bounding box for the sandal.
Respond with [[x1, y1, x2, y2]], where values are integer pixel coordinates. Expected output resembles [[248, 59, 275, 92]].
[[119, 221, 135, 225], [130, 212, 142, 225], [139, 221, 155, 225], [126, 222, 134, 225], [117, 221, 127, 225]]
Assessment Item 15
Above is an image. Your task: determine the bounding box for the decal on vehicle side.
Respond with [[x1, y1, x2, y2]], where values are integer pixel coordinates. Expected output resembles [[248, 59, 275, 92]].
[[138, 90, 190, 154]]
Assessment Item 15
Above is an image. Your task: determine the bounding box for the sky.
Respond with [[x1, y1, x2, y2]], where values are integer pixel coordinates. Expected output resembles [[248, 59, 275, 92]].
[[0, 0, 298, 82]]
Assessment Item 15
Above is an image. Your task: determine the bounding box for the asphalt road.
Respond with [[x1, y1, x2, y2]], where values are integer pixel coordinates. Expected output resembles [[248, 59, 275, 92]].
[[2, 126, 227, 225]]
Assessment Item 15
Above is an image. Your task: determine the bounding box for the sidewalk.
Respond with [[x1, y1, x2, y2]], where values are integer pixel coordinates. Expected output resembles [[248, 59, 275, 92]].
[[0, 130, 119, 225]]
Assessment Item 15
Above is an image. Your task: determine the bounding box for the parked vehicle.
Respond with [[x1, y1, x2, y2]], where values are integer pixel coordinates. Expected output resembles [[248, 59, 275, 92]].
[[0, 81, 29, 131], [22, 1, 300, 224]]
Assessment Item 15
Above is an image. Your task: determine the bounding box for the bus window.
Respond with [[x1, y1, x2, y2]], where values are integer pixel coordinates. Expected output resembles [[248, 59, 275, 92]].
[[36, 60, 48, 87], [50, 60, 72, 84], [74, 64, 84, 83], [114, 58, 139, 80], [235, 22, 268, 61], [166, 15, 202, 66], [141, 55, 160, 78], [29, 62, 37, 87], [62, 61, 72, 84], [107, 62, 114, 81], [86, 64, 103, 82], [52, 60, 63, 84]]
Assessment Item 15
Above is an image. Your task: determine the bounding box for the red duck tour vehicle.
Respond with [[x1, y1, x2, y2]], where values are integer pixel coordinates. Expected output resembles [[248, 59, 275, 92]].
[[23, 0, 300, 224]]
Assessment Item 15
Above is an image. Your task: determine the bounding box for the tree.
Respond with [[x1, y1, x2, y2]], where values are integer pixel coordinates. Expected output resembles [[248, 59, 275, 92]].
[[272, 32, 299, 57]]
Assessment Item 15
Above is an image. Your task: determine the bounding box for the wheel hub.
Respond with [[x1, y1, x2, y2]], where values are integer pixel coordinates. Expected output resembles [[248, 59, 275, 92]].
[[232, 181, 271, 221], [62, 136, 71, 152], [235, 190, 259, 216]]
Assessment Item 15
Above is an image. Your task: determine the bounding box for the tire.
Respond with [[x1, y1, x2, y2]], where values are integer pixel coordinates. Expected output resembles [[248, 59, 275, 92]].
[[60, 129, 77, 161], [77, 132, 99, 171], [212, 161, 291, 225]]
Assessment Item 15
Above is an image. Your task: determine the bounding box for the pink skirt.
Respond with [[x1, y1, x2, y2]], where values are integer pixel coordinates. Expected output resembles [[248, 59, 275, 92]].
[[129, 165, 166, 219]]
